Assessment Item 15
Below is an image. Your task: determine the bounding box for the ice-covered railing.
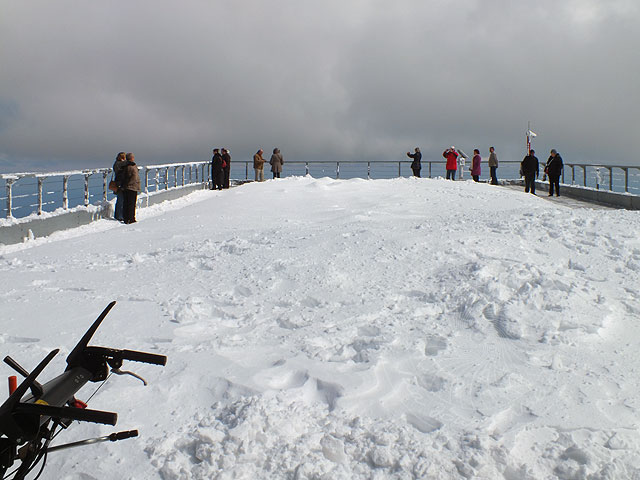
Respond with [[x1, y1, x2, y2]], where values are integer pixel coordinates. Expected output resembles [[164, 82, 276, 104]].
[[564, 163, 640, 194], [0, 161, 211, 219], [2, 160, 639, 219], [229, 160, 640, 194], [233, 160, 480, 180]]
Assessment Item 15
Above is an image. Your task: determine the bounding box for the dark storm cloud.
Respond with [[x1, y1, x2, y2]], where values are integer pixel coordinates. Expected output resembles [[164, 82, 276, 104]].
[[0, 0, 638, 172]]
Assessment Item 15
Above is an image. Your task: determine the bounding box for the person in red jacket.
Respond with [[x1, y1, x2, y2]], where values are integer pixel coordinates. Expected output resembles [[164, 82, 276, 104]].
[[443, 146, 459, 180]]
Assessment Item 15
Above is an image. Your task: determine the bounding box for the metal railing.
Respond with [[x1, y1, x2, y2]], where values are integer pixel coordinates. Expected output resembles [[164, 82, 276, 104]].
[[240, 160, 466, 180], [563, 164, 640, 193], [232, 160, 640, 193], [1, 162, 211, 219], [2, 160, 639, 219]]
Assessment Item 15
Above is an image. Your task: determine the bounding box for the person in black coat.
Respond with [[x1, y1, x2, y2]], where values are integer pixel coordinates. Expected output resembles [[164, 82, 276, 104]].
[[521, 149, 539, 194], [406, 147, 422, 177], [112, 151, 127, 221], [121, 153, 141, 224], [547, 149, 563, 196], [221, 148, 231, 189], [211, 148, 224, 190]]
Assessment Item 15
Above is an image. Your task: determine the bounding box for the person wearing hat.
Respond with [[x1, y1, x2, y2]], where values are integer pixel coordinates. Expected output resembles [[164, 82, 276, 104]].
[[546, 149, 563, 196], [406, 147, 422, 177], [443, 146, 459, 180]]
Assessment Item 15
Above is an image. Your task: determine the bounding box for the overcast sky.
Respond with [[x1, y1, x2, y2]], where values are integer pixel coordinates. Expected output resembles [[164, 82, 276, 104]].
[[1, 0, 638, 172]]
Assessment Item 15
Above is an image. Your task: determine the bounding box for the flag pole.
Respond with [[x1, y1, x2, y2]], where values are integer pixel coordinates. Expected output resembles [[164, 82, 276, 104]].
[[527, 121, 531, 154]]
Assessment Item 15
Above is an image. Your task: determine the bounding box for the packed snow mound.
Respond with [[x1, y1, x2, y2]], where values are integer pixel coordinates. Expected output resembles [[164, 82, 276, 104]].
[[144, 392, 638, 480], [147, 393, 497, 479], [2, 176, 640, 479]]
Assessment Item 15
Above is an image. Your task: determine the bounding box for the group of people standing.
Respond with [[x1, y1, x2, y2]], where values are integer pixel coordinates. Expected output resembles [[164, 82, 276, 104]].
[[406, 146, 499, 184], [252, 148, 284, 181], [211, 148, 284, 187], [211, 148, 232, 190], [110, 144, 565, 225], [407, 145, 564, 196], [520, 149, 564, 196], [112, 152, 141, 224]]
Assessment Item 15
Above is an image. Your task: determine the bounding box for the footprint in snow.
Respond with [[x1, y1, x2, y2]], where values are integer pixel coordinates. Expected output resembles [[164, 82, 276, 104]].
[[405, 412, 443, 433], [482, 305, 521, 340], [4, 336, 40, 344], [416, 372, 447, 392], [259, 369, 310, 390], [357, 325, 381, 337], [315, 379, 344, 411], [301, 296, 322, 308], [425, 335, 447, 356], [234, 285, 252, 297], [277, 316, 303, 330]]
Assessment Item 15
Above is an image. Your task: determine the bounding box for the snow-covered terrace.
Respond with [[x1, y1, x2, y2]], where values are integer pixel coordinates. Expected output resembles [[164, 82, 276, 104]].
[[1, 176, 639, 478]]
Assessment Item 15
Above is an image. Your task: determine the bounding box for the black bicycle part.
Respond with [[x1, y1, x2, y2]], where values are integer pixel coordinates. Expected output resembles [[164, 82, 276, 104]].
[[0, 350, 59, 444], [45, 429, 138, 453], [2, 358, 43, 399], [0, 301, 166, 479]]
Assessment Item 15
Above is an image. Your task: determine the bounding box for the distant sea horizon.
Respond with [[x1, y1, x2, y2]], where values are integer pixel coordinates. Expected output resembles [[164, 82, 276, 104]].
[[2, 156, 640, 176]]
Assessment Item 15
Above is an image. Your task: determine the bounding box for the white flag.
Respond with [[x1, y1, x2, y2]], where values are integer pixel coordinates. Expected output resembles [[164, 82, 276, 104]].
[[528, 130, 537, 137]]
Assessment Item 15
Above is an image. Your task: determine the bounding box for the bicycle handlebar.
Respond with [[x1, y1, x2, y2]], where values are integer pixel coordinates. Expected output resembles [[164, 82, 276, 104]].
[[119, 349, 167, 366], [0, 301, 166, 478], [16, 403, 117, 426], [72, 347, 166, 379]]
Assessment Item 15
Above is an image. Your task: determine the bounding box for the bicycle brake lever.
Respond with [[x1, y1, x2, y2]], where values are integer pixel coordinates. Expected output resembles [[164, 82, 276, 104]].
[[111, 368, 147, 386]]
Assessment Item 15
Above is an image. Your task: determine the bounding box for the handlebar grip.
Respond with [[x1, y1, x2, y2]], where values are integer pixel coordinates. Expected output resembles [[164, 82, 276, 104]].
[[16, 403, 117, 426], [109, 429, 139, 441], [120, 350, 167, 366]]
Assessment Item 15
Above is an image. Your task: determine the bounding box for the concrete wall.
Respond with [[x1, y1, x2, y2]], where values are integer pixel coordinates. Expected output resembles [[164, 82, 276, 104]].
[[0, 183, 207, 246], [141, 183, 206, 208], [508, 180, 640, 210], [546, 183, 640, 210]]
